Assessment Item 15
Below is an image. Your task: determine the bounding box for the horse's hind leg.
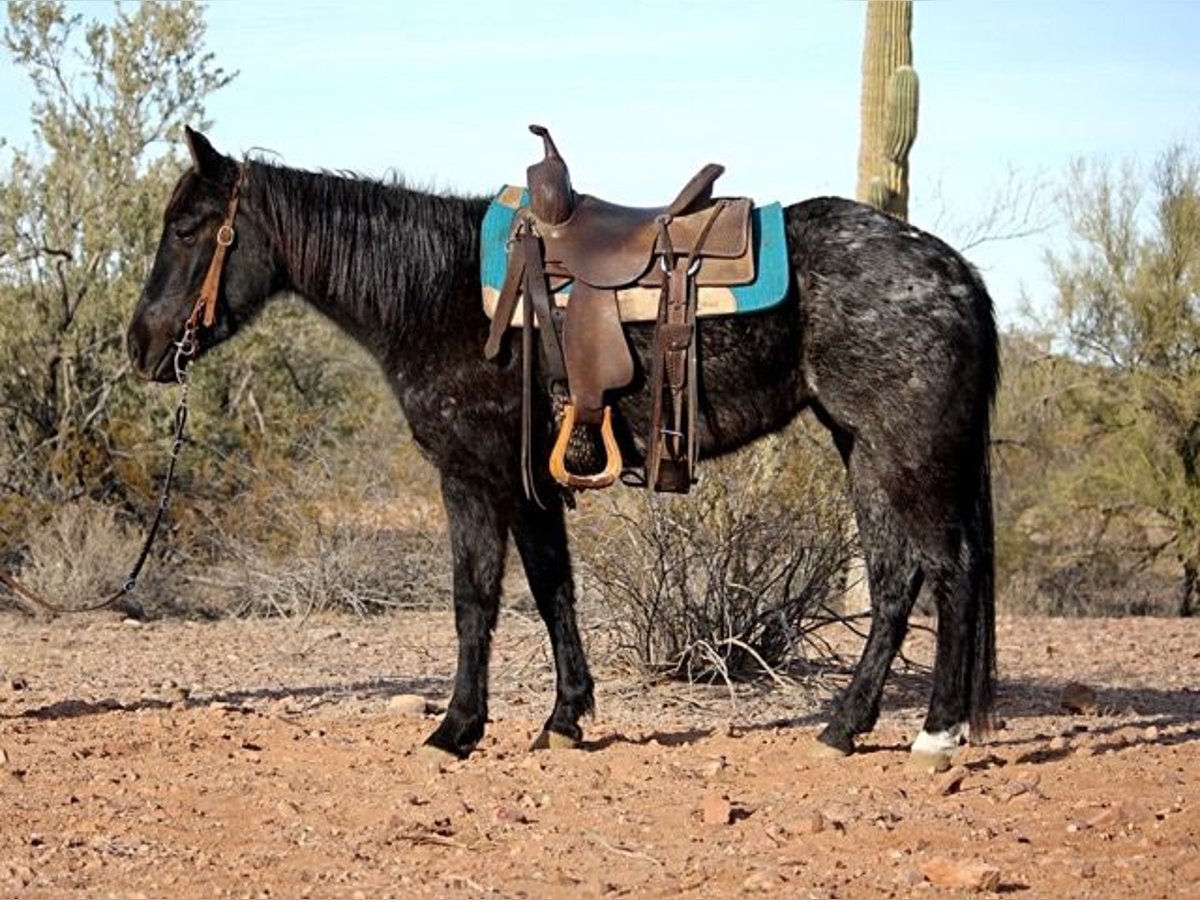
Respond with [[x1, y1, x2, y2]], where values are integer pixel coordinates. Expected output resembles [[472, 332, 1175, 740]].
[[424, 475, 510, 758], [907, 560, 975, 763], [512, 496, 595, 747], [817, 460, 924, 755], [911, 498, 995, 764]]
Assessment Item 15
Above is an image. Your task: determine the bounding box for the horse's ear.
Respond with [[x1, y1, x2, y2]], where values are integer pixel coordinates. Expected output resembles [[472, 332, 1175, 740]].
[[184, 126, 232, 181]]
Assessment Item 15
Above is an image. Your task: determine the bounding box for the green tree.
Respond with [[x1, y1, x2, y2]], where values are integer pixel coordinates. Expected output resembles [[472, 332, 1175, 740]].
[[1046, 145, 1200, 616], [0, 0, 232, 547]]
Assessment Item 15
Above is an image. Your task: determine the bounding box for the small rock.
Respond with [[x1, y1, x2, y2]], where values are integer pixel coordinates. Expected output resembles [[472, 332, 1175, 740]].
[[387, 694, 428, 716], [1061, 682, 1097, 714], [995, 772, 1041, 803], [1143, 725, 1160, 741], [9, 676, 27, 691], [930, 765, 970, 797], [1048, 735, 1069, 751], [0, 748, 7, 765], [791, 809, 826, 836], [697, 756, 726, 778], [122, 617, 142, 628], [700, 791, 733, 826], [1086, 804, 1129, 831], [741, 868, 781, 892], [494, 806, 531, 825], [1078, 861, 1096, 879], [918, 856, 1001, 892], [898, 868, 925, 887]]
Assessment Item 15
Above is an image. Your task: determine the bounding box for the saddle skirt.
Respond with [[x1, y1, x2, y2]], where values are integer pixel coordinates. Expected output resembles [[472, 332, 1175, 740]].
[[481, 186, 790, 326]]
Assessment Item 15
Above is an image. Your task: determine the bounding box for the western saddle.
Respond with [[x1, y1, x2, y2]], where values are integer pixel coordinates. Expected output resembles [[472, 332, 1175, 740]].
[[485, 125, 755, 497]]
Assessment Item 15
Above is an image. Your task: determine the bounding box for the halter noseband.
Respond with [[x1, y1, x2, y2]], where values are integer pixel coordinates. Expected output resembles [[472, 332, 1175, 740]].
[[186, 166, 245, 331]]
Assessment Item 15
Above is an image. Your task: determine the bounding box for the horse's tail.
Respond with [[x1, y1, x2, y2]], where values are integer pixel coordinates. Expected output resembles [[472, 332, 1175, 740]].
[[968, 266, 999, 738], [968, 440, 998, 737]]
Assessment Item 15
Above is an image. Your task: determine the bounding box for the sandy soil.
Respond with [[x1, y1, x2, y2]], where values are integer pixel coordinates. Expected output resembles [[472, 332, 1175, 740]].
[[0, 610, 1197, 899]]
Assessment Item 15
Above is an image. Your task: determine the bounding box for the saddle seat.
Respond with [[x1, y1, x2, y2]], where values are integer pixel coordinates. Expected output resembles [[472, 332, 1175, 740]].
[[539, 186, 752, 289]]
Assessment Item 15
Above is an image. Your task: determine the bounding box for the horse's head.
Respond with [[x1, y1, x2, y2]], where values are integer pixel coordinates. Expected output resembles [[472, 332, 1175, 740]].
[[127, 128, 276, 382]]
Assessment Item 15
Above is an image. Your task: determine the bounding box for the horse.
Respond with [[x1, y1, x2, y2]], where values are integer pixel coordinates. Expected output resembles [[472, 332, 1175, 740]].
[[127, 128, 999, 767]]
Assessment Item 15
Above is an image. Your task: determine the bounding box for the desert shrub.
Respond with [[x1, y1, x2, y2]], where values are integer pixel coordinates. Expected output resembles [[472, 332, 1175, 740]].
[[176, 432, 451, 619], [1002, 538, 1179, 618], [10, 499, 167, 616], [575, 421, 857, 681]]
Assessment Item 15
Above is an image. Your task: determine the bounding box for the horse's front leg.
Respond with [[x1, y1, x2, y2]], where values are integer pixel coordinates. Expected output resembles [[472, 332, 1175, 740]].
[[512, 495, 594, 748], [424, 475, 511, 758]]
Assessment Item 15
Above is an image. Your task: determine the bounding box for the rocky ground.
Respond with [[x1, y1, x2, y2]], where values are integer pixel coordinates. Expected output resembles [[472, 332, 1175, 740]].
[[0, 610, 1197, 899]]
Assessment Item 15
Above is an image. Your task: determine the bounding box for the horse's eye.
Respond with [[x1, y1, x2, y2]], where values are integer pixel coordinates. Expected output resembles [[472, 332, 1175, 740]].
[[172, 223, 199, 244]]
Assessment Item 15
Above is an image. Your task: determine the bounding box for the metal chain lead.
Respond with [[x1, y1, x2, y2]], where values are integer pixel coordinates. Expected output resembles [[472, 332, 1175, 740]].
[[118, 322, 198, 596], [0, 325, 198, 614]]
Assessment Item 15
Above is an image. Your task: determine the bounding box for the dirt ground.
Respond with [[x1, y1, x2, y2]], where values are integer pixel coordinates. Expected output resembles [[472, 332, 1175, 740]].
[[0, 609, 1197, 900]]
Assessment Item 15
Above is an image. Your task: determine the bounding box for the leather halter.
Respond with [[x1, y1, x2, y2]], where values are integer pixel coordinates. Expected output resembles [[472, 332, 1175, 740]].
[[186, 166, 244, 331]]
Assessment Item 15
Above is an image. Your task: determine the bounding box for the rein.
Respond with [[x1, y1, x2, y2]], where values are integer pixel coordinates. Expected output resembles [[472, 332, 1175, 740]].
[[0, 167, 244, 616]]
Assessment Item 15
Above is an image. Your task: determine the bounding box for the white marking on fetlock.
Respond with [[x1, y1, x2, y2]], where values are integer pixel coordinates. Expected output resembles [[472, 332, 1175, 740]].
[[911, 722, 969, 755]]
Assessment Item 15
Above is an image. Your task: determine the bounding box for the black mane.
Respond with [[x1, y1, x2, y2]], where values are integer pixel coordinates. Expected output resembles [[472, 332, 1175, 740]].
[[245, 158, 490, 341]]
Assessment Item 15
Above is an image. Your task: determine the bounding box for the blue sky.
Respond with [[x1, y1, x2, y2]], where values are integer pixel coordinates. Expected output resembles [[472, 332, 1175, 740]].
[[3, 0, 1199, 325]]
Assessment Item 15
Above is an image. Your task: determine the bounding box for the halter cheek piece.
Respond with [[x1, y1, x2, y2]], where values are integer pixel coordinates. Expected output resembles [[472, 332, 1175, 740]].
[[186, 166, 245, 332]]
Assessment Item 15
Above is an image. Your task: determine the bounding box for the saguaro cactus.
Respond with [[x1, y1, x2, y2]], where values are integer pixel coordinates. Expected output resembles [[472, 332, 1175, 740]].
[[856, 1, 919, 220]]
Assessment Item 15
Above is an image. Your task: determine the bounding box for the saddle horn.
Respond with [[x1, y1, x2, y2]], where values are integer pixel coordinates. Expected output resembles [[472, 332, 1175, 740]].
[[527, 124, 574, 225]]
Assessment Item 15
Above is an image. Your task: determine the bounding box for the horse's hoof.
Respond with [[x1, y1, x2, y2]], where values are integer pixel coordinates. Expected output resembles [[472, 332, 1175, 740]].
[[806, 737, 851, 760], [531, 729, 580, 751], [416, 743, 459, 774], [906, 749, 954, 774]]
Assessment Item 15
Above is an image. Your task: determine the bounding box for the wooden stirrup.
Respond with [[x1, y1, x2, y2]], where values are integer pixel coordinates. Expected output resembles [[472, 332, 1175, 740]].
[[548, 404, 622, 490]]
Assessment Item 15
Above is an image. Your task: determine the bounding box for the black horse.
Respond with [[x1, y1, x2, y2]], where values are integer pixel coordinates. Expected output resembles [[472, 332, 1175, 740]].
[[127, 129, 999, 766]]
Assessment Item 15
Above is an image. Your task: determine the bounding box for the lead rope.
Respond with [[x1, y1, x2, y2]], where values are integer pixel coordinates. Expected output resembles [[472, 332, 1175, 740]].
[[0, 164, 244, 615], [0, 317, 199, 615]]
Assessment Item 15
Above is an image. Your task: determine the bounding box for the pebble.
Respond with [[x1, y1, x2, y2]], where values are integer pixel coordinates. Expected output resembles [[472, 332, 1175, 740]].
[[897, 868, 924, 887], [918, 856, 1001, 891], [741, 868, 781, 892], [791, 809, 826, 836], [387, 694, 428, 716], [700, 792, 733, 826], [1061, 681, 1097, 714], [930, 765, 969, 797]]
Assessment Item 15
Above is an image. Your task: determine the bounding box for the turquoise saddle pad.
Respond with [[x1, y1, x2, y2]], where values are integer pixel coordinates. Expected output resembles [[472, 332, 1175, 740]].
[[480, 187, 790, 321]]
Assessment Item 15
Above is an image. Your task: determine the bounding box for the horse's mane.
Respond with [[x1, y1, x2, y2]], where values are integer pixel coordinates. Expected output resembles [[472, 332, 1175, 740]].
[[244, 157, 489, 339]]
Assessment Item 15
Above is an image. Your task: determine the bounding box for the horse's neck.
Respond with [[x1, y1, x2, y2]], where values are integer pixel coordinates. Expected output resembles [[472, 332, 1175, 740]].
[[254, 164, 483, 360]]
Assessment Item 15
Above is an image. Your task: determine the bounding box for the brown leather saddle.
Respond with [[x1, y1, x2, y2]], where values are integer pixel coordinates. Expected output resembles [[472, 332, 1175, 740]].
[[485, 125, 755, 496]]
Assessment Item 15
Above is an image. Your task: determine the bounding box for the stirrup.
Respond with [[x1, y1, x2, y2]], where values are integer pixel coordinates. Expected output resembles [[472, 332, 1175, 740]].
[[549, 404, 622, 490]]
